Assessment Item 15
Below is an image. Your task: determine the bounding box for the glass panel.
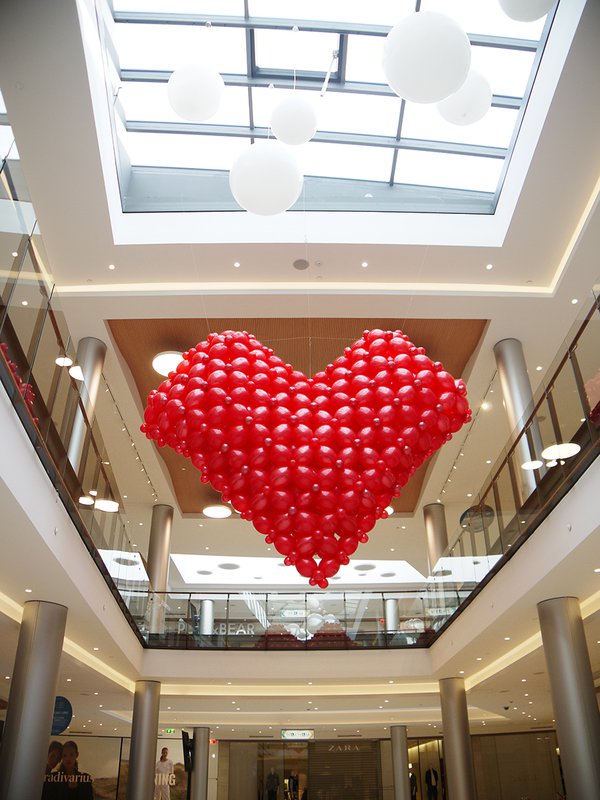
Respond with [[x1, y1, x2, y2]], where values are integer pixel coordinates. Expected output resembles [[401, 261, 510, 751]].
[[471, 45, 536, 98], [120, 81, 250, 126], [253, 29, 339, 74], [545, 355, 590, 456], [576, 309, 600, 421], [394, 149, 502, 192], [0, 127, 16, 162], [401, 104, 518, 149], [249, 0, 414, 26], [0, 90, 6, 113], [113, 0, 243, 12], [344, 35, 389, 85], [126, 131, 244, 169], [114, 23, 248, 73], [300, 141, 393, 181]]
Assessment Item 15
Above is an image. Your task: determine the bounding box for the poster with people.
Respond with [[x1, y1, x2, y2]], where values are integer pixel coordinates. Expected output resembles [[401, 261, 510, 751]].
[[42, 736, 121, 799], [115, 738, 188, 799]]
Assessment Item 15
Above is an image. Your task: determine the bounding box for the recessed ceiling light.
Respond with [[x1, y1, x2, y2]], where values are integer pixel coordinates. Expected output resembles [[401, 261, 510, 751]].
[[11, 251, 18, 258], [521, 679, 527, 682], [203, 505, 232, 519], [55, 355, 73, 367], [108, 264, 116, 270], [233, 261, 241, 268], [485, 459, 492, 464], [536, 365, 543, 371], [152, 351, 183, 377], [541, 442, 580, 460], [88, 489, 98, 497], [21, 300, 28, 306], [476, 657, 482, 661], [93, 647, 99, 651], [68, 365, 84, 381], [361, 261, 368, 268], [467, 493, 473, 498], [94, 498, 119, 513], [364, 193, 373, 198], [521, 459, 543, 470], [504, 637, 510, 641], [66, 678, 71, 682], [25, 588, 32, 593], [485, 263, 493, 270], [571, 298, 578, 304], [4, 676, 9, 680], [458, 670, 465, 675], [78, 495, 94, 506], [594, 568, 600, 573]]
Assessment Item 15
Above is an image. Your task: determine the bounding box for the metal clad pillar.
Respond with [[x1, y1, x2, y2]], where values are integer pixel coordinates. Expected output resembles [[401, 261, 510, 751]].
[[493, 338, 544, 502], [384, 597, 399, 633], [67, 337, 107, 474], [439, 677, 476, 800], [423, 503, 448, 575], [147, 504, 174, 634], [0, 601, 67, 800], [199, 599, 215, 635], [190, 727, 210, 800], [127, 680, 161, 800], [538, 597, 600, 799], [391, 725, 411, 800]]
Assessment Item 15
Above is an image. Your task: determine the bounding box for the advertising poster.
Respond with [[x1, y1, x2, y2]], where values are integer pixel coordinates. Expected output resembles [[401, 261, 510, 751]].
[[117, 738, 188, 799], [42, 736, 121, 799]]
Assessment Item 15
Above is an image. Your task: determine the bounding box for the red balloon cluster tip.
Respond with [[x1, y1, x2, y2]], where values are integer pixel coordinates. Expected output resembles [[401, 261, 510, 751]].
[[141, 329, 471, 588]]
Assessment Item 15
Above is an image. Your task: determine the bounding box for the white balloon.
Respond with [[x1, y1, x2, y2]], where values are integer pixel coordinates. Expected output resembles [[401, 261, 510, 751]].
[[306, 613, 324, 633], [322, 614, 337, 625], [498, 0, 555, 22], [383, 12, 471, 104], [437, 70, 492, 126], [306, 595, 321, 612], [229, 140, 303, 216], [167, 62, 224, 122], [271, 94, 318, 146]]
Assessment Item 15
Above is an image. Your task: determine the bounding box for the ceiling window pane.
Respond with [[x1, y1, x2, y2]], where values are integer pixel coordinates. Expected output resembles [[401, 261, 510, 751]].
[[248, 0, 413, 26], [420, 0, 546, 41], [299, 142, 393, 181], [345, 35, 389, 86], [395, 149, 503, 192], [402, 104, 518, 149], [114, 23, 248, 73], [0, 127, 16, 162], [0, 90, 6, 113], [113, 0, 243, 13], [253, 28, 340, 74], [127, 131, 244, 170], [120, 82, 251, 127], [471, 46, 536, 98]]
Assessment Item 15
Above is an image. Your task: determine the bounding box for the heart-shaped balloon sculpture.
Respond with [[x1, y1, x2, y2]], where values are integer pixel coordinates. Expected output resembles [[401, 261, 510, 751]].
[[142, 329, 471, 587]]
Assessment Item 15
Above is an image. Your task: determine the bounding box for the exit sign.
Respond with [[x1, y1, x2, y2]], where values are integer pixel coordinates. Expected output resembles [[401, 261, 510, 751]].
[[164, 728, 176, 734]]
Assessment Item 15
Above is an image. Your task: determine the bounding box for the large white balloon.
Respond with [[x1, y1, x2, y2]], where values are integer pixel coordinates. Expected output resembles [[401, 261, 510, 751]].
[[271, 94, 318, 146], [167, 62, 224, 122], [229, 140, 303, 215], [498, 0, 555, 22], [437, 70, 492, 125], [306, 595, 321, 612], [383, 12, 471, 104]]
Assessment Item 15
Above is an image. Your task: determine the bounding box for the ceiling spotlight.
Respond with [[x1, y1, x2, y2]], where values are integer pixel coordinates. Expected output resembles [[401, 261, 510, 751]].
[[485, 263, 493, 270], [571, 298, 578, 305], [481, 401, 490, 410], [203, 504, 232, 519], [152, 351, 183, 377], [94, 498, 119, 513], [521, 459, 543, 470], [55, 355, 74, 367], [361, 261, 369, 268], [108, 264, 116, 270], [535, 365, 543, 371], [11, 251, 18, 258], [541, 443, 581, 460], [68, 364, 84, 381]]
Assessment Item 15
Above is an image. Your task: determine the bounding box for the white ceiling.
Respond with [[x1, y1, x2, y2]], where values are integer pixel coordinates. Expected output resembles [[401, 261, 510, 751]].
[[0, 0, 599, 743]]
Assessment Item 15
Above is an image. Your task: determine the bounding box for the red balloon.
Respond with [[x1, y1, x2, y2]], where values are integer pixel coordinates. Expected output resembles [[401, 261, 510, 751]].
[[142, 328, 471, 586]]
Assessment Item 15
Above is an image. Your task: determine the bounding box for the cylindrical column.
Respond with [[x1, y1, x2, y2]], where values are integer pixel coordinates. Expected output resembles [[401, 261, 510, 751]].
[[199, 599, 215, 636], [537, 597, 600, 799], [67, 336, 107, 474], [127, 680, 161, 800], [493, 338, 544, 501], [147, 504, 174, 634], [384, 598, 399, 633], [391, 725, 411, 800], [423, 503, 448, 575], [439, 677, 476, 800], [190, 727, 210, 800], [0, 601, 67, 800]]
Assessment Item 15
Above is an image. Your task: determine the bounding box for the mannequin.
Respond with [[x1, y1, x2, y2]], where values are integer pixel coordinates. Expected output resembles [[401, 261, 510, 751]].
[[266, 767, 280, 800], [424, 767, 438, 800], [409, 770, 417, 800]]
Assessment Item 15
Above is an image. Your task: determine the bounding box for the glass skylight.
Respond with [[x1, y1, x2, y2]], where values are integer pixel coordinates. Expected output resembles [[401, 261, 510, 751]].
[[106, 0, 558, 214]]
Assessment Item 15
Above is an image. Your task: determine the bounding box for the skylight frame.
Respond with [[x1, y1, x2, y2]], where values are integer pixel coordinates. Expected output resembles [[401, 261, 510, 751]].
[[108, 3, 557, 214]]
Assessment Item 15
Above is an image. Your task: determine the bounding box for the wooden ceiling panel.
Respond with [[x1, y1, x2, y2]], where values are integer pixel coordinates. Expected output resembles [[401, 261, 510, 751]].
[[108, 317, 487, 515]]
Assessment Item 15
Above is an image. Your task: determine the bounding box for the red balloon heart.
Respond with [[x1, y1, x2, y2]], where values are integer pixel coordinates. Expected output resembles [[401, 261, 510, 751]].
[[141, 329, 471, 587]]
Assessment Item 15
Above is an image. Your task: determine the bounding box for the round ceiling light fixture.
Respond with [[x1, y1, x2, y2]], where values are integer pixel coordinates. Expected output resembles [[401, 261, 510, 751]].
[[499, 0, 555, 22], [55, 355, 73, 367], [541, 442, 581, 460], [68, 364, 84, 381], [203, 504, 232, 519], [383, 12, 471, 104], [167, 61, 224, 122], [521, 459, 544, 470], [229, 140, 303, 216], [437, 70, 492, 126], [78, 495, 94, 506], [94, 498, 119, 513], [270, 94, 318, 146], [152, 351, 183, 377]]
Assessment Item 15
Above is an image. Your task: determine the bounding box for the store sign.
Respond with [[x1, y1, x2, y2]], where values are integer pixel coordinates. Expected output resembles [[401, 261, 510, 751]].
[[213, 622, 256, 635], [281, 729, 314, 740], [51, 696, 73, 735], [280, 609, 305, 618]]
